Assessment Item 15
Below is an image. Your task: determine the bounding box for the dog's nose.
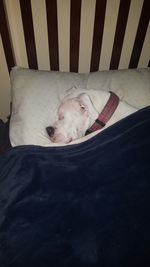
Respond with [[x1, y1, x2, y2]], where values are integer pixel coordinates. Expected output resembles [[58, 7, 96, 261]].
[[46, 126, 55, 137]]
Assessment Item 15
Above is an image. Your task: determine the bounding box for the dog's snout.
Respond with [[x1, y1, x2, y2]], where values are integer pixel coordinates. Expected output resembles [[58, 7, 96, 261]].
[[46, 126, 55, 137]]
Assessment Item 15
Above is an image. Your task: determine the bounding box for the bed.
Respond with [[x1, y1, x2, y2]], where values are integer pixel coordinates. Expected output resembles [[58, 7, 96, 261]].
[[0, 0, 150, 266], [0, 66, 150, 267]]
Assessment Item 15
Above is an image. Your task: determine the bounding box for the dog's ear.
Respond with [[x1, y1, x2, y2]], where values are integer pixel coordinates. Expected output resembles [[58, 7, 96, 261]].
[[77, 93, 98, 120], [64, 87, 88, 102], [66, 86, 77, 94], [64, 86, 80, 101]]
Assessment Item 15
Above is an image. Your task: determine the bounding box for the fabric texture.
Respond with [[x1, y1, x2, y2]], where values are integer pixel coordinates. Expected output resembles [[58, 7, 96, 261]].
[[86, 91, 119, 134], [0, 118, 11, 153], [87, 68, 150, 108], [0, 106, 150, 267], [9, 67, 150, 147], [9, 67, 88, 146]]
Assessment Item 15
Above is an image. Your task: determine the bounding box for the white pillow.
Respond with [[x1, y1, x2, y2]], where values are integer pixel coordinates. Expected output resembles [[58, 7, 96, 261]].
[[87, 68, 150, 109], [10, 67, 88, 146], [10, 67, 150, 147]]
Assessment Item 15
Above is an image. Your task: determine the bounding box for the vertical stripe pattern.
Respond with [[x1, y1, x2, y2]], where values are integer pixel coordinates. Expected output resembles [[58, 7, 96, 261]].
[[78, 0, 96, 73], [99, 0, 120, 71], [70, 0, 81, 72], [90, 0, 107, 72], [138, 22, 150, 68], [46, 0, 59, 71], [31, 0, 50, 70], [19, 0, 38, 69], [57, 0, 70, 72], [118, 0, 144, 69], [1, 0, 150, 73], [129, 0, 150, 68], [0, 0, 15, 72], [110, 0, 131, 70], [5, 0, 28, 68]]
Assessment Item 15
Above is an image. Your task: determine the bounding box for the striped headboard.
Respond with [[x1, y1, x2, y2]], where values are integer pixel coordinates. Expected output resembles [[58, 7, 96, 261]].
[[0, 0, 150, 74]]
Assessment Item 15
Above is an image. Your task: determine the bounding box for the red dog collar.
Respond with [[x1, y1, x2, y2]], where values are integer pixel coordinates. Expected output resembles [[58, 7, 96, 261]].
[[85, 91, 119, 135]]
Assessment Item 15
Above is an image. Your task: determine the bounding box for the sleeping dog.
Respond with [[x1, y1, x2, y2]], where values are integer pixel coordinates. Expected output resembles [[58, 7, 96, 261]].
[[46, 88, 137, 144]]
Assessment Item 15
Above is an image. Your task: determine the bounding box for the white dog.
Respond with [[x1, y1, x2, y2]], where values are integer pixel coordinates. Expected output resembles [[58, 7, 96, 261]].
[[46, 88, 137, 144]]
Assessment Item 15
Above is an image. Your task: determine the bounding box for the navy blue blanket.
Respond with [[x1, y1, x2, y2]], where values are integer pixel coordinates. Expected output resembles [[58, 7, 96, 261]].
[[0, 107, 150, 267]]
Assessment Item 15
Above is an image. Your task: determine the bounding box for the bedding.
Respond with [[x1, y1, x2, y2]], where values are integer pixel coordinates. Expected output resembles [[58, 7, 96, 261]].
[[87, 68, 150, 109], [9, 67, 88, 147], [0, 106, 150, 267], [9, 67, 150, 147], [0, 118, 11, 154]]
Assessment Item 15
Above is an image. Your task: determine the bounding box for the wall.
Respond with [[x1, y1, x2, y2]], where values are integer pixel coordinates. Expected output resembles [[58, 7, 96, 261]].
[[0, 0, 150, 120], [0, 36, 11, 121]]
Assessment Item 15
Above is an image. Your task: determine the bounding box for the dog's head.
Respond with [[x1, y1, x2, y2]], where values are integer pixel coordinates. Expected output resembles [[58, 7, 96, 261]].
[[46, 93, 98, 143]]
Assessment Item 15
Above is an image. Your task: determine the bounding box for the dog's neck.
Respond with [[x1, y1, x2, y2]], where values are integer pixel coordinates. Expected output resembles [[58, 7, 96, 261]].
[[86, 91, 120, 135], [88, 91, 111, 126], [94, 90, 111, 113]]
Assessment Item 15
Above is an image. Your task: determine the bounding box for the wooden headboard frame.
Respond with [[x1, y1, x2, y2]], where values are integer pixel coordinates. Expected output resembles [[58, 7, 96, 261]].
[[0, 1, 15, 72], [0, 0, 150, 73]]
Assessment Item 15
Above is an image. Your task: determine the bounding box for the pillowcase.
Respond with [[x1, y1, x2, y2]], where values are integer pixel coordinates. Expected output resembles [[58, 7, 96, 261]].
[[9, 67, 150, 147], [10, 67, 88, 146], [87, 68, 150, 109]]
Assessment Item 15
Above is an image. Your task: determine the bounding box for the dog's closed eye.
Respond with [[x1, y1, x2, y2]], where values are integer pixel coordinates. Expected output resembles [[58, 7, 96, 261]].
[[58, 113, 64, 120], [79, 103, 86, 112]]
